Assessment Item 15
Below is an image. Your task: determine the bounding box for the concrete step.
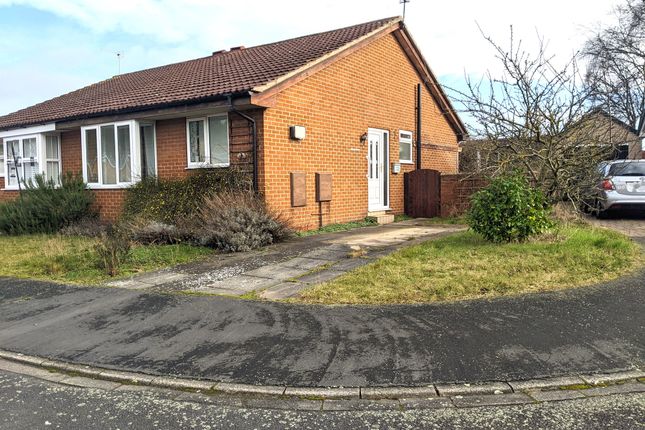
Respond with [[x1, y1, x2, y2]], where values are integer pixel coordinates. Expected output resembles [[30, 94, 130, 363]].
[[368, 213, 395, 225]]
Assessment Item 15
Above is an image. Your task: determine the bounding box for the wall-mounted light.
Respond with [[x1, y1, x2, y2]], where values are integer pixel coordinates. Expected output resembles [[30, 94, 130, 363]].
[[290, 125, 306, 141], [360, 133, 368, 144]]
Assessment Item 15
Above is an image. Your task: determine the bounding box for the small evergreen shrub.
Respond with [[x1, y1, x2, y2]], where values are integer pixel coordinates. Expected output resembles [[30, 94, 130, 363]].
[[0, 174, 95, 235], [122, 168, 251, 224], [468, 175, 552, 243], [95, 225, 131, 276], [192, 191, 292, 252]]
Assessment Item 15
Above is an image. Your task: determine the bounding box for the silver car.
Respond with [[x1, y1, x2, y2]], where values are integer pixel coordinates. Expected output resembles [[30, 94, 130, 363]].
[[595, 160, 645, 217]]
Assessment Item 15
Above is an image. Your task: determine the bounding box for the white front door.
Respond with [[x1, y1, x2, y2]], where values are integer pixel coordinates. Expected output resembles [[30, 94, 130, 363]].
[[367, 128, 389, 211]]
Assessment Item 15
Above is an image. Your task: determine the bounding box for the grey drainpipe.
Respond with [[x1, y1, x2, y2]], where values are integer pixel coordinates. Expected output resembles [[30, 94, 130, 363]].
[[227, 95, 258, 192]]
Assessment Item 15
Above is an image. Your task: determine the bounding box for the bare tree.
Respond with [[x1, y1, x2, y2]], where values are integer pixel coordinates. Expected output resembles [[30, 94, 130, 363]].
[[583, 0, 645, 131], [453, 27, 617, 208]]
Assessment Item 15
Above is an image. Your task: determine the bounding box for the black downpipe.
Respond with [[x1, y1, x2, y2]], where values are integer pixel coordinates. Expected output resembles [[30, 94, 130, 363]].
[[416, 83, 422, 170], [227, 96, 258, 192]]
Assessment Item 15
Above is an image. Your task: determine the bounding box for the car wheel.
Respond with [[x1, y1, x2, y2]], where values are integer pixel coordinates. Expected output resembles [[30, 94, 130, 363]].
[[593, 200, 608, 219]]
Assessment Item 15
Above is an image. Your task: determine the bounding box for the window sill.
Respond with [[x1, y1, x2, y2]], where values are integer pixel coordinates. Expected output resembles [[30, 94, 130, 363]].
[[399, 160, 414, 165], [86, 183, 134, 190], [185, 163, 231, 170]]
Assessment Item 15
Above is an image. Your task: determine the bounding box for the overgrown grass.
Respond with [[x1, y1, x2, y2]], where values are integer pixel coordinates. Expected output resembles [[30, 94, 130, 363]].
[[394, 214, 413, 222], [422, 216, 467, 225], [296, 218, 378, 237], [0, 235, 212, 285], [295, 224, 642, 304]]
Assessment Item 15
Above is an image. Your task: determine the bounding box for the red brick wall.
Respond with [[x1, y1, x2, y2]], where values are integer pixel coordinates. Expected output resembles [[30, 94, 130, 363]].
[[440, 174, 488, 218], [155, 118, 188, 179], [1, 114, 259, 221], [89, 113, 260, 220], [61, 129, 82, 174], [0, 177, 19, 202], [261, 33, 460, 230]]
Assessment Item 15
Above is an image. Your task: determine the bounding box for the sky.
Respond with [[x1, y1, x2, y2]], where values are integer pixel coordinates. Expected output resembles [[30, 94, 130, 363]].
[[0, 0, 623, 117]]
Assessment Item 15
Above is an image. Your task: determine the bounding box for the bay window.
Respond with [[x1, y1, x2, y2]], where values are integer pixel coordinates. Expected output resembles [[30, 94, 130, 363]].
[[0, 141, 4, 177], [81, 120, 156, 188], [187, 114, 229, 168], [2, 133, 60, 189], [82, 121, 136, 187]]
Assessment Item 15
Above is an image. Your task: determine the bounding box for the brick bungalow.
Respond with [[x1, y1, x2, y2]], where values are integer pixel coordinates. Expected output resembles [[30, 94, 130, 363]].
[[0, 17, 467, 230]]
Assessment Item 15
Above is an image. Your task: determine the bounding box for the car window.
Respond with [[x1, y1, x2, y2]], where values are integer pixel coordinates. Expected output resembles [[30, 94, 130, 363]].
[[608, 162, 645, 177]]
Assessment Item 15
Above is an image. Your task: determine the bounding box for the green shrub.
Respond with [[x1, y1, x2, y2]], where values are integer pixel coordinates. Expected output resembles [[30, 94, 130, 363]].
[[122, 168, 252, 224], [468, 175, 552, 243], [191, 191, 292, 252], [95, 225, 131, 276], [0, 174, 95, 235]]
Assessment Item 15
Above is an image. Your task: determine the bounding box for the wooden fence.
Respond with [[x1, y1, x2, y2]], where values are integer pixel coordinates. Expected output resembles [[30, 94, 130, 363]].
[[404, 170, 488, 218]]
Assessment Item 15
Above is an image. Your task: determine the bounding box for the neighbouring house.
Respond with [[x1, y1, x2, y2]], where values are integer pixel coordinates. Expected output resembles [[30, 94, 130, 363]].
[[460, 108, 643, 174], [0, 17, 466, 230]]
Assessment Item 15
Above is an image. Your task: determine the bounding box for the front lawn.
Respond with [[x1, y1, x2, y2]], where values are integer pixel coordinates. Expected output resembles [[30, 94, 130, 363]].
[[295, 225, 642, 304], [0, 235, 212, 285]]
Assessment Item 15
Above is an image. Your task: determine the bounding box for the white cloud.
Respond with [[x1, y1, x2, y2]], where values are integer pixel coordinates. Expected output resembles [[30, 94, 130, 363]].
[[0, 0, 625, 114]]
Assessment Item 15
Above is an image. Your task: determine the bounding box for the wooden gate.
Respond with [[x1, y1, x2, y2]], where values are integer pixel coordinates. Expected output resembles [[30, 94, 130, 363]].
[[404, 169, 441, 218]]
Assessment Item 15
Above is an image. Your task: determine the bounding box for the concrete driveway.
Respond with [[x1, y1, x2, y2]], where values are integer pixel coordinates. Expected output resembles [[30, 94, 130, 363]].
[[586, 211, 645, 243]]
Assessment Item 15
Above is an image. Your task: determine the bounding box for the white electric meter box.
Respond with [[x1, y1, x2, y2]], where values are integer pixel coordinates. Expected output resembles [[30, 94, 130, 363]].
[[392, 163, 401, 174], [290, 125, 306, 140]]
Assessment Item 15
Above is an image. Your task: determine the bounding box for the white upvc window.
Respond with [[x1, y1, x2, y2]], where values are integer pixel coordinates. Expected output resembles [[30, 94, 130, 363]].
[[81, 121, 138, 188], [0, 141, 4, 177], [45, 135, 61, 185], [186, 114, 230, 168], [2, 133, 61, 189], [399, 130, 413, 164]]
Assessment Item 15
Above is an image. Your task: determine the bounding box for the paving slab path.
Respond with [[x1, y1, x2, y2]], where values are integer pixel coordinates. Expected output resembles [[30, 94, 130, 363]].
[[105, 220, 463, 299]]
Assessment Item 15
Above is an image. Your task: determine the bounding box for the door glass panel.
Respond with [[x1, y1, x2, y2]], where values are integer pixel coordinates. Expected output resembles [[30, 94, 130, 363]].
[[140, 124, 156, 178], [371, 143, 374, 178], [382, 132, 388, 206], [85, 129, 99, 183], [101, 125, 117, 185], [375, 141, 379, 179], [117, 125, 131, 182], [208, 116, 229, 165]]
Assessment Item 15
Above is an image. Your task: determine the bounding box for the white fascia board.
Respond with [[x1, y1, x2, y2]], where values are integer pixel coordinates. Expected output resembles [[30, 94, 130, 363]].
[[0, 123, 57, 139]]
